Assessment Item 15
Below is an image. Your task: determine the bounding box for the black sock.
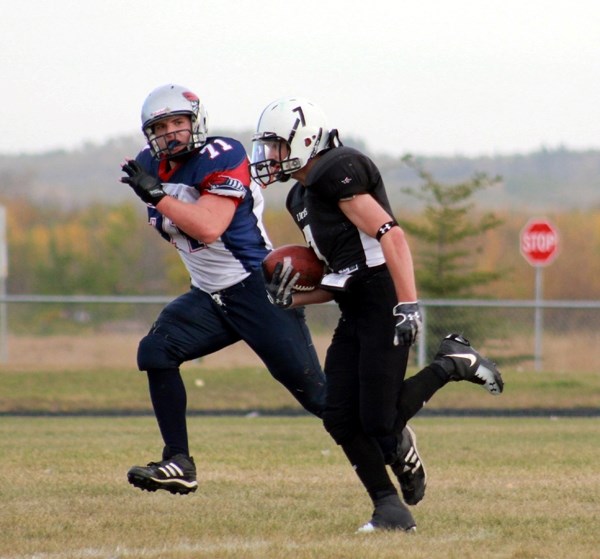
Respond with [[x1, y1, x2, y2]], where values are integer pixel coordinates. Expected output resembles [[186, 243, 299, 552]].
[[340, 432, 397, 502], [147, 368, 189, 457], [396, 365, 447, 423]]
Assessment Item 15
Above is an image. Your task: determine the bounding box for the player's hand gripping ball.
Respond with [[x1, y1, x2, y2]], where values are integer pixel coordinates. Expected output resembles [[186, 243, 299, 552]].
[[262, 245, 325, 292]]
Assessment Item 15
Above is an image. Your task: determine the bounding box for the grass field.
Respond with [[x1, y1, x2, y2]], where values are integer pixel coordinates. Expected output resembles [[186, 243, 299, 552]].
[[1, 363, 600, 414], [0, 416, 598, 559], [1, 355, 599, 558]]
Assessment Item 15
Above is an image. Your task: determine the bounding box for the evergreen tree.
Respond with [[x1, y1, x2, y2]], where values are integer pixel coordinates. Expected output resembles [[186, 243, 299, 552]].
[[398, 155, 505, 356]]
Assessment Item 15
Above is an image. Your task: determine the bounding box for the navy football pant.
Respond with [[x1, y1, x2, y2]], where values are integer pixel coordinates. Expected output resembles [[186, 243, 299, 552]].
[[137, 268, 326, 457]]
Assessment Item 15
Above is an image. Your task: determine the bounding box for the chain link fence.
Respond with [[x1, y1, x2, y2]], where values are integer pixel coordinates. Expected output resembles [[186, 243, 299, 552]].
[[1, 295, 599, 372]]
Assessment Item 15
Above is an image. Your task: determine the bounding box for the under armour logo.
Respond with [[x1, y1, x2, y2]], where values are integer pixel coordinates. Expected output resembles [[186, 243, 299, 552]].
[[341, 176, 352, 184]]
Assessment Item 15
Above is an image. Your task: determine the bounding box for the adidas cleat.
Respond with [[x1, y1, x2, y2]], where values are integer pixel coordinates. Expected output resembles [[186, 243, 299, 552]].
[[390, 425, 427, 506], [356, 494, 417, 533], [433, 333, 504, 395], [127, 454, 198, 495]]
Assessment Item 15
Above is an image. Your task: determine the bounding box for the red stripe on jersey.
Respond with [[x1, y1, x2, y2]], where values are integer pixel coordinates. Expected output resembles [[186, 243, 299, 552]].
[[200, 158, 250, 192], [157, 158, 181, 181]]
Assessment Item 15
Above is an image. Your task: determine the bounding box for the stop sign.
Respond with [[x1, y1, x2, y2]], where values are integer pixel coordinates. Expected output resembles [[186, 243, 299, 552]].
[[520, 219, 559, 266]]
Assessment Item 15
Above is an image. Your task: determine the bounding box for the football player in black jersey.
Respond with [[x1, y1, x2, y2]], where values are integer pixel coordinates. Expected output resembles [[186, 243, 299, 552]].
[[251, 97, 504, 533]]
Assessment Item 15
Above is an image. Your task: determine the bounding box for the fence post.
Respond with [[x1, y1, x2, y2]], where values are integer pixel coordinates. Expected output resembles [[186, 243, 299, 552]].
[[533, 266, 544, 371], [418, 304, 427, 369], [0, 206, 7, 363]]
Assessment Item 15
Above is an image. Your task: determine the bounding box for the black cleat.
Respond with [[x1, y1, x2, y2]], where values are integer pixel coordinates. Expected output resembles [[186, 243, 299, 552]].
[[356, 494, 417, 533], [127, 454, 198, 495], [390, 425, 427, 506], [433, 334, 504, 395]]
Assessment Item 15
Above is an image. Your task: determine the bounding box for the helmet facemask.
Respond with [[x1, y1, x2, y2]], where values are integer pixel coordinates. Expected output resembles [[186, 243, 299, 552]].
[[144, 113, 199, 159], [250, 135, 302, 186]]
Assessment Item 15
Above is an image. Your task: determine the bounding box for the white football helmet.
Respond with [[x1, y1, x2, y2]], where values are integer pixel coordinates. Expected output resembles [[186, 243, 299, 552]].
[[141, 84, 208, 159], [250, 97, 331, 186]]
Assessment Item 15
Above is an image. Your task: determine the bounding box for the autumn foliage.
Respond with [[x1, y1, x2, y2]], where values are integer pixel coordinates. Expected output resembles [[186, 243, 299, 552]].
[[2, 196, 600, 301]]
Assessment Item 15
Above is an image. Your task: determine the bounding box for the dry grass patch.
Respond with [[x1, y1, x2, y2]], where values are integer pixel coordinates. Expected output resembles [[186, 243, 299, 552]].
[[7, 329, 600, 373], [2, 363, 599, 414], [0, 416, 598, 559]]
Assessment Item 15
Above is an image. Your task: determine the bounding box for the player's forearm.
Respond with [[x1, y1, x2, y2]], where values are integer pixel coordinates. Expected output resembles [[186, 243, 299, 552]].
[[155, 196, 227, 244], [381, 228, 418, 302], [290, 287, 335, 308]]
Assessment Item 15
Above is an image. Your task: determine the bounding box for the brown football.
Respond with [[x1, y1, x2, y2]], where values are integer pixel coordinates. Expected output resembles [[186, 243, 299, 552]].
[[262, 244, 325, 292]]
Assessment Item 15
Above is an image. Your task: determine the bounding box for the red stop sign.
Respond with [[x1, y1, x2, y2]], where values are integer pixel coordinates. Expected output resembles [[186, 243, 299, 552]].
[[520, 219, 559, 266]]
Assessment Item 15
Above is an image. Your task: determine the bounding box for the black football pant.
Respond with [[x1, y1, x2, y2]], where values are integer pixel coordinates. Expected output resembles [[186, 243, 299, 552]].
[[322, 267, 446, 501]]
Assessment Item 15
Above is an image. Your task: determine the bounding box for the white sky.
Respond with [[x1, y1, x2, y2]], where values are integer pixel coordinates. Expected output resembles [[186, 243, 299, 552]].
[[1, 0, 599, 157]]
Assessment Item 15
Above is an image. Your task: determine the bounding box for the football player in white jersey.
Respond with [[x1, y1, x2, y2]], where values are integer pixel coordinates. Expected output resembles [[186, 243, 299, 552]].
[[120, 85, 327, 495]]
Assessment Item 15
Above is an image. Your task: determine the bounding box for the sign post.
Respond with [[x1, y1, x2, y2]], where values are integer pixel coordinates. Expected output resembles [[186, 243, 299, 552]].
[[0, 206, 7, 363], [520, 218, 559, 371]]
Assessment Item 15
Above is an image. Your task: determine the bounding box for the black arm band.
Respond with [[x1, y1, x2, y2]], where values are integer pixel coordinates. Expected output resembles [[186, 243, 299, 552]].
[[376, 221, 398, 241]]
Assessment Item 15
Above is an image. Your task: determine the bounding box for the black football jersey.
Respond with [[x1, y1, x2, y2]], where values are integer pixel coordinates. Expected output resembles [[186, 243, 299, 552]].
[[286, 146, 394, 275]]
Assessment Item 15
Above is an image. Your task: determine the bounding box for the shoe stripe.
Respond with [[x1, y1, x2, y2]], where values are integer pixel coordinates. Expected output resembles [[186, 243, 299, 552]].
[[403, 425, 427, 482], [402, 457, 421, 474], [158, 462, 185, 478], [150, 476, 198, 488], [403, 448, 421, 469], [171, 463, 184, 476]]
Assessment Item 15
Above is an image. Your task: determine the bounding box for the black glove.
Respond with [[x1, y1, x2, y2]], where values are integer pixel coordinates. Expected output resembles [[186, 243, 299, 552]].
[[266, 260, 300, 309], [393, 301, 422, 346], [120, 160, 167, 205]]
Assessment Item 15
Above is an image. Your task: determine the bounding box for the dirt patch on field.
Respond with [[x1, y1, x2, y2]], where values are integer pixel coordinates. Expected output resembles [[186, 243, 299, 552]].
[[3, 330, 599, 372], [3, 333, 333, 371]]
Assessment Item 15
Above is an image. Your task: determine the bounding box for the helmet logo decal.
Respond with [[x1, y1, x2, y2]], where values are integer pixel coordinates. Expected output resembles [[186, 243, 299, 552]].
[[288, 105, 306, 144], [183, 91, 200, 114], [292, 106, 306, 126], [182, 91, 199, 102]]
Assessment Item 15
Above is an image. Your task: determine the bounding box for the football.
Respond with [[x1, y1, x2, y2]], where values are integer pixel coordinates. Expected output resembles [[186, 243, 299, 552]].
[[262, 244, 325, 292]]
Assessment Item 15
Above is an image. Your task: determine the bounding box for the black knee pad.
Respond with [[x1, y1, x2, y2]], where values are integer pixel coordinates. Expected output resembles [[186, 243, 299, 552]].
[[137, 333, 180, 371]]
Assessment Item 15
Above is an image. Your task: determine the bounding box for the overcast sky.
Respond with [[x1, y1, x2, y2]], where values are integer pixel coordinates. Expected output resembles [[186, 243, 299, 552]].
[[2, 0, 598, 158]]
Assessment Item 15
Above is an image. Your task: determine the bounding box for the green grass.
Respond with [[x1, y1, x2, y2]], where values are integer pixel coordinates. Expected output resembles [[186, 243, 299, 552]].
[[2, 365, 600, 413], [0, 365, 598, 557], [0, 416, 598, 558]]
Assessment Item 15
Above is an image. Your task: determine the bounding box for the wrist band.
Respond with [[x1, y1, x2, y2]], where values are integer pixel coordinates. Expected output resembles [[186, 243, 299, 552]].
[[376, 221, 398, 241]]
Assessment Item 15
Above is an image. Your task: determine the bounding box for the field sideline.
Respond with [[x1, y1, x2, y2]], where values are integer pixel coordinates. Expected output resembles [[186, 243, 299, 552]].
[[0, 415, 598, 559]]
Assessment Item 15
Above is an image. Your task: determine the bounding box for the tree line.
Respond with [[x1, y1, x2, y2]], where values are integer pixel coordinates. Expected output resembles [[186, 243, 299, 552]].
[[2, 177, 599, 301]]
